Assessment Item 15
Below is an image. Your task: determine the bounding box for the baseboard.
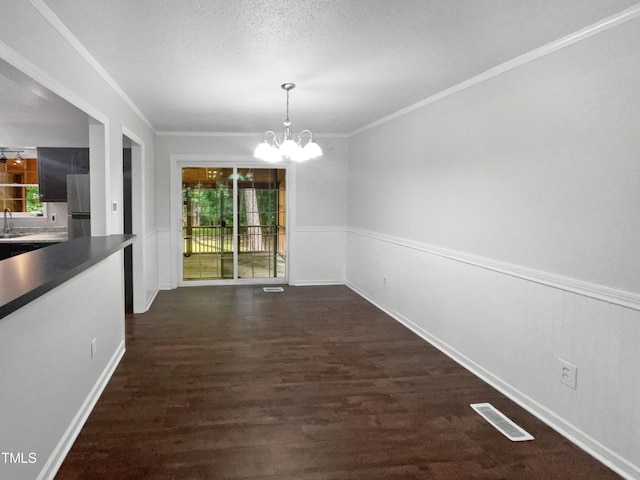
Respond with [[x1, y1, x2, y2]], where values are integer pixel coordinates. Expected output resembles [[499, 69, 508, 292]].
[[144, 287, 160, 312], [158, 282, 173, 290], [346, 281, 640, 480], [37, 341, 126, 480], [290, 280, 346, 286]]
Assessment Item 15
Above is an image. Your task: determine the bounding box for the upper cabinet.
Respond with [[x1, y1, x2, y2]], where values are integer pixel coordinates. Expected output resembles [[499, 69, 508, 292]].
[[37, 148, 89, 202]]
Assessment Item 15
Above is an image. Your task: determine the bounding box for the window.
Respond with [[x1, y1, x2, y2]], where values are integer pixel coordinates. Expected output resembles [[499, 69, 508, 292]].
[[0, 156, 43, 214]]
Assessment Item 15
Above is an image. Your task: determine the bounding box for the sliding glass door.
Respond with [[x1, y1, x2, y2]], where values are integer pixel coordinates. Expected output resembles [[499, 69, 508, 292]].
[[181, 166, 286, 283], [237, 168, 286, 279]]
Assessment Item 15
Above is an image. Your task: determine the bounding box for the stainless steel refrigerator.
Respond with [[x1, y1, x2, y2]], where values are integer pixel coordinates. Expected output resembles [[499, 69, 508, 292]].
[[67, 174, 91, 238]]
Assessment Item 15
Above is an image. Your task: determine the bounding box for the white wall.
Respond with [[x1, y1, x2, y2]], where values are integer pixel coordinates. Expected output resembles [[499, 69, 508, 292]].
[[0, 253, 126, 480], [0, 4, 159, 475], [155, 134, 348, 288], [0, 1, 158, 310], [347, 15, 640, 480], [0, 124, 88, 150]]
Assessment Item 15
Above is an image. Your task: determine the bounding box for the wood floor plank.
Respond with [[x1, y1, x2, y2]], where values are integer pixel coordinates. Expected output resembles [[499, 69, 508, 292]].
[[54, 285, 621, 479]]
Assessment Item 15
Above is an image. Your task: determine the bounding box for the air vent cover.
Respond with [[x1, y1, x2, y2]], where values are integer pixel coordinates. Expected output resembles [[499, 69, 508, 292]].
[[471, 403, 534, 441], [263, 287, 284, 293]]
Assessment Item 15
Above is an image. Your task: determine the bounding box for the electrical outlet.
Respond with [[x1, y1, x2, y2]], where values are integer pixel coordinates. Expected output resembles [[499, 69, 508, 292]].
[[50, 213, 56, 222], [383, 275, 388, 286], [558, 358, 577, 389], [91, 338, 98, 359]]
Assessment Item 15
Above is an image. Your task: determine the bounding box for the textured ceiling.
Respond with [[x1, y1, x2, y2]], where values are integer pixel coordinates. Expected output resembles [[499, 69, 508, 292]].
[[8, 1, 640, 134]]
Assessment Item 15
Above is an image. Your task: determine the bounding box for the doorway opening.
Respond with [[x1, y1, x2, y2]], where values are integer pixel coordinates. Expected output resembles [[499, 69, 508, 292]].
[[121, 130, 144, 312], [122, 137, 133, 312], [181, 166, 286, 283]]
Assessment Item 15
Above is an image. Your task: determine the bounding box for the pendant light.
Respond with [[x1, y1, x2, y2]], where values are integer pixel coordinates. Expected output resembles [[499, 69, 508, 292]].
[[254, 83, 322, 163]]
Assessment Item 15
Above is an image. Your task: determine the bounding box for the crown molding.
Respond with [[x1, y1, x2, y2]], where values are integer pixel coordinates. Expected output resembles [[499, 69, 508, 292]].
[[27, 0, 640, 140], [156, 131, 350, 138], [28, 0, 157, 133], [349, 3, 640, 137], [0, 40, 109, 126], [156, 131, 261, 137]]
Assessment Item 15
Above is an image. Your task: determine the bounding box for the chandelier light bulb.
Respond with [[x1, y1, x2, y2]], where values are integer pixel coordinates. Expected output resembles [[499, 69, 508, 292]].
[[303, 140, 322, 159], [279, 139, 299, 158], [265, 145, 282, 163], [291, 147, 310, 163], [254, 141, 271, 160]]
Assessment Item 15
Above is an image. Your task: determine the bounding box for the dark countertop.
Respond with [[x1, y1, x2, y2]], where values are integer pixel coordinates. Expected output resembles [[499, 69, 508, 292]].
[[0, 234, 135, 320]]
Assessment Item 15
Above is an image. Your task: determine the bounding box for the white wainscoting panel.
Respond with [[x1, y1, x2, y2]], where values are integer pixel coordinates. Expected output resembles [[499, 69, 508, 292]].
[[346, 228, 640, 480], [290, 226, 347, 286], [156, 227, 173, 290], [142, 229, 159, 311]]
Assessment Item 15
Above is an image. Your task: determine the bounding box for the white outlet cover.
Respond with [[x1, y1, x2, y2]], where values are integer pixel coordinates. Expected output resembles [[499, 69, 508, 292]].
[[558, 358, 577, 389]]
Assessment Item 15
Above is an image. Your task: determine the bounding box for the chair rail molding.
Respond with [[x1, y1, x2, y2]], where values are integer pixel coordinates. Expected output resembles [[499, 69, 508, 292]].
[[348, 227, 640, 312]]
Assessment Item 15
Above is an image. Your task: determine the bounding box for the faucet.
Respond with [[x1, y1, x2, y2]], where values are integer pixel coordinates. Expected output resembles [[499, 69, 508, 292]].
[[3, 208, 14, 234]]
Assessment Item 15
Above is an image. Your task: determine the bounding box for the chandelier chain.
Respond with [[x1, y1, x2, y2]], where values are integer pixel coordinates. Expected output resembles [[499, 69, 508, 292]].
[[285, 89, 290, 124]]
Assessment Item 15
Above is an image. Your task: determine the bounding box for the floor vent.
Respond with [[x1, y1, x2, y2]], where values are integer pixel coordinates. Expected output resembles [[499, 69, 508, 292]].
[[263, 287, 284, 293], [470, 403, 534, 442]]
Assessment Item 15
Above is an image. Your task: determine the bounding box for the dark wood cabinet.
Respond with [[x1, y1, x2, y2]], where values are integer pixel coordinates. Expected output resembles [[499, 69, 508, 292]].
[[37, 148, 90, 202], [0, 242, 58, 261]]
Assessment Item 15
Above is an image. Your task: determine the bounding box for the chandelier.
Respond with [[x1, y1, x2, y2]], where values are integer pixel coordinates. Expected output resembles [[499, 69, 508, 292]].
[[254, 83, 322, 163]]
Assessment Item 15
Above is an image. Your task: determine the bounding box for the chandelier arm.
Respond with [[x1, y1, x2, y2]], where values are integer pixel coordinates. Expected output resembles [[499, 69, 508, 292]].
[[263, 130, 280, 147], [299, 129, 314, 142]]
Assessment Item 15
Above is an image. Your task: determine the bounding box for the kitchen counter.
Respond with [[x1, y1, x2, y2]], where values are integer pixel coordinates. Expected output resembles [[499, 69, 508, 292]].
[[0, 234, 134, 480], [0, 231, 68, 243], [0, 234, 135, 319]]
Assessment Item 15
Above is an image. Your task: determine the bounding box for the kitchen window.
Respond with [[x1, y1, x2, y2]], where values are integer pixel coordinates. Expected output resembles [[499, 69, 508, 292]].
[[0, 156, 43, 215]]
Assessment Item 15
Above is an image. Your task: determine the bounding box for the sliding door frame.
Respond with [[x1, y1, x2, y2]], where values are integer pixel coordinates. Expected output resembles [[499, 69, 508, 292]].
[[169, 155, 294, 287]]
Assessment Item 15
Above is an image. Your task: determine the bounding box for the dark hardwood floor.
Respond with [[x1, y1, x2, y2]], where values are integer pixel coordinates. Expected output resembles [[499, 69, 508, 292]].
[[55, 285, 621, 479]]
